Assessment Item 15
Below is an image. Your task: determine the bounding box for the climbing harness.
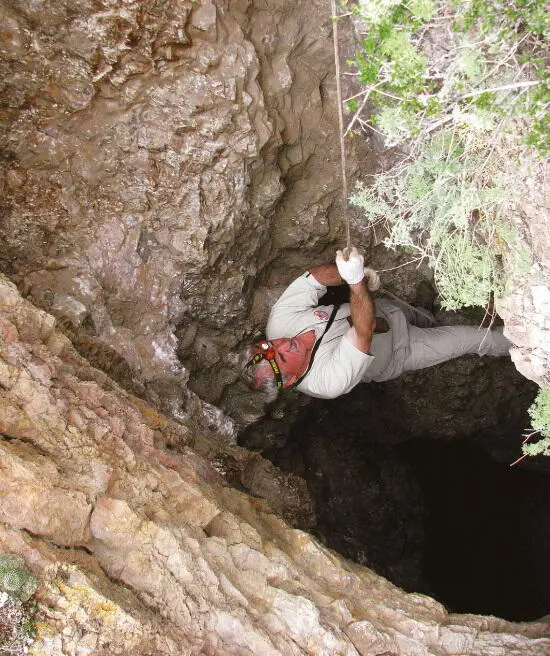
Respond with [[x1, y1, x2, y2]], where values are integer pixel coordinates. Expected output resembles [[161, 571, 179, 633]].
[[292, 302, 341, 388]]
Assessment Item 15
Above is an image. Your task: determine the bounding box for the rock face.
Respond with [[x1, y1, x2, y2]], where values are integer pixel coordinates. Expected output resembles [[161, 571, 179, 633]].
[[499, 156, 550, 387], [1, 274, 550, 655], [1, 0, 550, 654], [0, 0, 371, 412], [1, 0, 280, 413]]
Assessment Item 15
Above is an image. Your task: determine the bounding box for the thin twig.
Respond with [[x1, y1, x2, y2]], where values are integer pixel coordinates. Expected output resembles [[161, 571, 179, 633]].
[[343, 85, 403, 104], [423, 114, 455, 135], [522, 430, 540, 444], [357, 118, 385, 136], [377, 256, 425, 272], [343, 88, 370, 103], [510, 430, 540, 466], [510, 453, 528, 467], [478, 299, 496, 331], [457, 79, 541, 101], [345, 90, 371, 136], [370, 87, 403, 101]]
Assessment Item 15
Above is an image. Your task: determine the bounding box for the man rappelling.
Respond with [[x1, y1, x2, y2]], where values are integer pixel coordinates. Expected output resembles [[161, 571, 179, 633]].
[[241, 247, 510, 400]]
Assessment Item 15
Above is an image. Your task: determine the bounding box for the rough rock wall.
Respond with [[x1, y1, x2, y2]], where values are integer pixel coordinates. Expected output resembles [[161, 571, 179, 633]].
[[1, 0, 276, 413], [1, 274, 549, 655], [1, 0, 550, 652], [0, 0, 370, 413], [499, 156, 550, 387]]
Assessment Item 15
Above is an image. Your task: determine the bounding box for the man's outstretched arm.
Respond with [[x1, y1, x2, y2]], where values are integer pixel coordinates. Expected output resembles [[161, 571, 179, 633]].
[[335, 248, 376, 355], [347, 279, 376, 354]]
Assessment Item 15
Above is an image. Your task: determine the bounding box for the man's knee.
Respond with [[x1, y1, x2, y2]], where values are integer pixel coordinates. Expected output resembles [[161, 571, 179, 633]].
[[478, 326, 511, 357]]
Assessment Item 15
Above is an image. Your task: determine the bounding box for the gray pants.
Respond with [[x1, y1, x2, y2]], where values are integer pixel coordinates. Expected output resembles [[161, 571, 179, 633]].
[[365, 298, 510, 382], [403, 323, 510, 372]]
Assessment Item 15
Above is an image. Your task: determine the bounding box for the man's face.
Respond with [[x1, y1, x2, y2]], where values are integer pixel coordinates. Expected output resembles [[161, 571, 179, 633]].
[[270, 336, 312, 380], [253, 336, 312, 388]]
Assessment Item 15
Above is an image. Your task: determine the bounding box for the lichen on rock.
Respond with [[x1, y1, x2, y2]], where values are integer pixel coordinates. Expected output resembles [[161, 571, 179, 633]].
[[0, 554, 38, 602]]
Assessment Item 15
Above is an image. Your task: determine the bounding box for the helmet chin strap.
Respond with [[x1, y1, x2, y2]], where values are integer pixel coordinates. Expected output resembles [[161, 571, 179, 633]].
[[249, 341, 284, 388]]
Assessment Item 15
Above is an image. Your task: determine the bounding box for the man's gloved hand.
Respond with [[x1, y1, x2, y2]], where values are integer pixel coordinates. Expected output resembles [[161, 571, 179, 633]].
[[363, 266, 380, 292], [336, 246, 365, 285]]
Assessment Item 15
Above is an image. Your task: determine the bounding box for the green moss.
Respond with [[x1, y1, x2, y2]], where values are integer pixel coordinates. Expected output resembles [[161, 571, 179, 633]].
[[0, 555, 38, 603]]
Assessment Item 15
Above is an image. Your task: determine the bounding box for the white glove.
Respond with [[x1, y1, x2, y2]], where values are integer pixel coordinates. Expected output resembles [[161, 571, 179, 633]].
[[336, 247, 364, 285], [364, 267, 380, 291]]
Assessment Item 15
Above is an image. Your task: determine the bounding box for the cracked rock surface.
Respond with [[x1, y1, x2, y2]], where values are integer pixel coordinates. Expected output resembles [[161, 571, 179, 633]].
[[1, 273, 549, 655], [0, 0, 550, 653]]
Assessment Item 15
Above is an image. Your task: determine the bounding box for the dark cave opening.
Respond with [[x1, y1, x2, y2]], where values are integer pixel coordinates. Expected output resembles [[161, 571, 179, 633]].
[[245, 356, 550, 622], [398, 438, 550, 621]]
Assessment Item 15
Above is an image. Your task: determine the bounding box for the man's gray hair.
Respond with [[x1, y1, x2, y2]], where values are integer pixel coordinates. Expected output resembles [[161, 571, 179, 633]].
[[239, 345, 281, 402], [219, 347, 281, 431]]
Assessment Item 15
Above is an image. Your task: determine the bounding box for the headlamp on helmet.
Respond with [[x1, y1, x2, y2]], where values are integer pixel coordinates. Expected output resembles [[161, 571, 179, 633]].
[[247, 340, 283, 388]]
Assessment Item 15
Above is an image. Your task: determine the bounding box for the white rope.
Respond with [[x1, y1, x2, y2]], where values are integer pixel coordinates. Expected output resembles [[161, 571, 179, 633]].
[[330, 0, 351, 250], [330, 4, 436, 317]]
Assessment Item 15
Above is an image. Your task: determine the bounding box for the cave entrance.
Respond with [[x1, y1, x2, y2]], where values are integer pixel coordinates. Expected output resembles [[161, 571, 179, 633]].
[[241, 355, 550, 622], [399, 437, 550, 621]]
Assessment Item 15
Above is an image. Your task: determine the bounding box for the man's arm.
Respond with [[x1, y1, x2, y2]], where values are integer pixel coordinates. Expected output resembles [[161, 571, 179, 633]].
[[308, 263, 381, 293], [334, 248, 377, 355], [347, 280, 376, 354], [307, 264, 343, 287]]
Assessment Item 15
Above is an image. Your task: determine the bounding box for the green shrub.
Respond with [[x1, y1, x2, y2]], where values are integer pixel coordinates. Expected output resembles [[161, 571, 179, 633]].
[[523, 389, 550, 457], [0, 555, 38, 603], [348, 1, 547, 456], [349, 0, 548, 153], [348, 0, 546, 309], [350, 129, 510, 309]]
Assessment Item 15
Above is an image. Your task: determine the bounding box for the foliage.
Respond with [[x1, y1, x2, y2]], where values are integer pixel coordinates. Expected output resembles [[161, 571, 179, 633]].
[[0, 556, 38, 656], [523, 389, 550, 457], [350, 128, 513, 309], [348, 0, 548, 153], [347, 1, 547, 457], [347, 0, 547, 310]]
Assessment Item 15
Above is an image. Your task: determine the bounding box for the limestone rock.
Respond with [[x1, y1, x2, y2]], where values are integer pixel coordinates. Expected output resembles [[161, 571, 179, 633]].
[[0, 0, 550, 653], [497, 141, 550, 387], [0, 252, 548, 656]]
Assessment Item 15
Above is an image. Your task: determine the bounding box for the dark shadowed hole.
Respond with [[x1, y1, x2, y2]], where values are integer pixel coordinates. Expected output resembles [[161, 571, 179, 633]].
[[398, 438, 550, 621], [259, 371, 550, 622]]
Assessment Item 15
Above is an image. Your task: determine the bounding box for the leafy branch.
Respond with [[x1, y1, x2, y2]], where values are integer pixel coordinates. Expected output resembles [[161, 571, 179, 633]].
[[347, 0, 548, 456]]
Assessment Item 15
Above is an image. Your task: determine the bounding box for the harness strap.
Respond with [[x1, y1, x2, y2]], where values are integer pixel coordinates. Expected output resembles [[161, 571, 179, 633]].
[[292, 302, 341, 388]]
